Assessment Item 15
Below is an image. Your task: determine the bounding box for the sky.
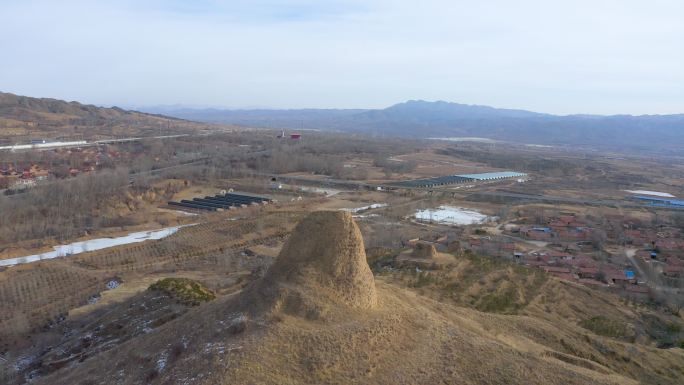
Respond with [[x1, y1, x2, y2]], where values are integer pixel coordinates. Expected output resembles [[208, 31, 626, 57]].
[[1, 0, 683, 114]]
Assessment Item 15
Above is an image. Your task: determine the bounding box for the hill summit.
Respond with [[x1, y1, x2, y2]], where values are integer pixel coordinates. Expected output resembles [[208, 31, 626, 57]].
[[245, 211, 377, 317], [31, 212, 683, 385]]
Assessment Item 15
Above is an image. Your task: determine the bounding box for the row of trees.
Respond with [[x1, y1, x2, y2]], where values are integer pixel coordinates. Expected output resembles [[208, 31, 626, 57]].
[[0, 168, 130, 245]]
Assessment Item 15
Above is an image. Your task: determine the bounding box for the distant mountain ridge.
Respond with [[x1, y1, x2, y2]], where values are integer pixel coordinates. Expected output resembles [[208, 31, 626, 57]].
[[143, 100, 684, 154], [0, 91, 179, 123], [2, 91, 682, 154], [0, 91, 202, 140]]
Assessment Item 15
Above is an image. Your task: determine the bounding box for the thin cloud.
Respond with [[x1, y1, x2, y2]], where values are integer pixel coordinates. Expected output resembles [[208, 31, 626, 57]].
[[0, 0, 682, 114]]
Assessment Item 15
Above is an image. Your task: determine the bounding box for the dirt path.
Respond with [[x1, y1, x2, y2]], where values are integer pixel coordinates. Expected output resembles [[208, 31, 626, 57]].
[[624, 247, 682, 294], [624, 248, 646, 278]]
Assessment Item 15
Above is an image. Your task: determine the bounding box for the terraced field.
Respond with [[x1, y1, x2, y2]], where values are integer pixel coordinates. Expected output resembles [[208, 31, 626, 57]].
[[0, 211, 303, 347]]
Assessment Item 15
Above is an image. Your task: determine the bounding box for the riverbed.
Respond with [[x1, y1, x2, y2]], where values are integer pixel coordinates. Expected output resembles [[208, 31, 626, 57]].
[[0, 226, 186, 267]]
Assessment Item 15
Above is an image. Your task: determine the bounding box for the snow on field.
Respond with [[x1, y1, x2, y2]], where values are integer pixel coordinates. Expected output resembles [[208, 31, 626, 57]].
[[173, 210, 199, 216], [341, 203, 388, 213], [351, 214, 379, 219], [0, 226, 187, 267], [624, 190, 675, 198], [298, 186, 343, 197], [414, 206, 494, 225]]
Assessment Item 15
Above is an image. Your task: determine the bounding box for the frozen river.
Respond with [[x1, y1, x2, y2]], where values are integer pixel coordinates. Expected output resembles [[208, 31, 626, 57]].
[[0, 226, 185, 267]]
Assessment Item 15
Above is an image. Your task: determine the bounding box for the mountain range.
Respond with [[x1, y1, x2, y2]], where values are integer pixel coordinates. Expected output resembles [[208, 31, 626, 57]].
[[144, 100, 684, 154], [2, 91, 682, 155]]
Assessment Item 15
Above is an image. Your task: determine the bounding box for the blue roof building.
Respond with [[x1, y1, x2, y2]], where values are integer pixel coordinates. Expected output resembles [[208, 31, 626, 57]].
[[632, 195, 684, 208]]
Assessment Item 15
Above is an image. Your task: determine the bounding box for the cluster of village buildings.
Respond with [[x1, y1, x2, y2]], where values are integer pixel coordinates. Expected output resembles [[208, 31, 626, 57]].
[[409, 212, 683, 303], [0, 147, 117, 191]]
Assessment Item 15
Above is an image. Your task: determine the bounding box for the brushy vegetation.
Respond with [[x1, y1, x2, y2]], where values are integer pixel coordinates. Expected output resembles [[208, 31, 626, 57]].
[[579, 316, 633, 340], [148, 278, 216, 306], [476, 287, 523, 313], [381, 251, 547, 314]]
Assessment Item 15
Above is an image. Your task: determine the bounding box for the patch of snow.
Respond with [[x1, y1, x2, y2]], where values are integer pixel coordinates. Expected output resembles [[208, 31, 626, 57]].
[[203, 342, 226, 355], [14, 355, 37, 372], [0, 226, 191, 267], [173, 210, 199, 216], [414, 206, 494, 225], [341, 203, 388, 213], [156, 352, 168, 373], [352, 214, 379, 219], [624, 190, 675, 198], [298, 186, 343, 197]]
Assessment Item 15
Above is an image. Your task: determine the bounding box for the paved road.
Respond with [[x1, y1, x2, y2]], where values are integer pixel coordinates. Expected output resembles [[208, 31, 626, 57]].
[[0, 134, 189, 152]]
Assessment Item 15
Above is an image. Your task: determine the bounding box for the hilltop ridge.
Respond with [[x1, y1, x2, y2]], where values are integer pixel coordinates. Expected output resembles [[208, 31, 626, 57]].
[[0, 91, 205, 140]]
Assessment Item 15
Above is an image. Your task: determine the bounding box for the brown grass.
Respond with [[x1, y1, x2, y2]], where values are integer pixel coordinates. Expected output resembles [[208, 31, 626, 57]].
[[28, 214, 684, 385]]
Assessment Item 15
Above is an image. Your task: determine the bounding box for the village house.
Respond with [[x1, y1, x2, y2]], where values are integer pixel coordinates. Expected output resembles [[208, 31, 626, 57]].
[[578, 267, 599, 280], [656, 239, 684, 252], [624, 229, 649, 246], [578, 278, 605, 287], [603, 268, 636, 286], [564, 255, 598, 269], [520, 226, 554, 240], [624, 284, 650, 301], [664, 264, 683, 278], [540, 266, 576, 281]]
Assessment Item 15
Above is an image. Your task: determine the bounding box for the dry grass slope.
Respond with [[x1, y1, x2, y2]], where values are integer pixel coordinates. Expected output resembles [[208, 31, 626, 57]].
[[30, 212, 684, 385]]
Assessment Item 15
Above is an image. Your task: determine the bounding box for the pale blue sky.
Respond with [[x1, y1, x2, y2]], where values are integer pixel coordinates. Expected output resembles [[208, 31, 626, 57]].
[[1, 0, 683, 114]]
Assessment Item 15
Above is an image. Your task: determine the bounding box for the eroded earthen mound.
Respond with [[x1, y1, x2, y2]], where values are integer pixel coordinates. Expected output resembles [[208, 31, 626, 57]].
[[396, 241, 456, 270], [411, 242, 437, 259], [258, 210, 377, 310]]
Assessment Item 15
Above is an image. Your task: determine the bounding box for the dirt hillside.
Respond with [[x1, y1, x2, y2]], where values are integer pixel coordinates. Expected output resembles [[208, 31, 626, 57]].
[[253, 210, 377, 311], [411, 242, 437, 259], [32, 211, 683, 385]]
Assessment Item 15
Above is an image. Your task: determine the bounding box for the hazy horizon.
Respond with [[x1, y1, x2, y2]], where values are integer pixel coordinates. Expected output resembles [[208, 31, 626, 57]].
[[2, 0, 683, 115]]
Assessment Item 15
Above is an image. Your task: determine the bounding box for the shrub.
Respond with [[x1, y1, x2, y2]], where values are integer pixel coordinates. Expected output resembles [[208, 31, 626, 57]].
[[579, 316, 632, 340], [476, 288, 521, 314], [148, 278, 216, 306]]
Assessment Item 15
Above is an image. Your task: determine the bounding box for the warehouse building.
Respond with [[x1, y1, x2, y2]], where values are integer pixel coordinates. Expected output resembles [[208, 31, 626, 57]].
[[392, 171, 527, 188], [632, 195, 684, 208], [454, 171, 527, 181]]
